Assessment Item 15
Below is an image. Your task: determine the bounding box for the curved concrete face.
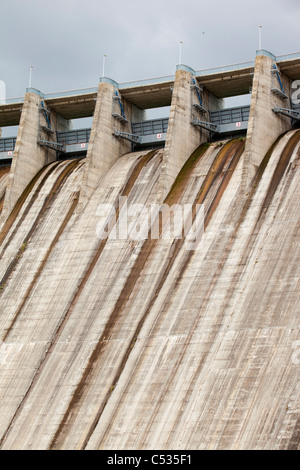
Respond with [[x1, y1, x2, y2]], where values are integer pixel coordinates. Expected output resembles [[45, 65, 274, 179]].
[[1, 91, 72, 223], [0, 166, 10, 216], [0, 130, 299, 450]]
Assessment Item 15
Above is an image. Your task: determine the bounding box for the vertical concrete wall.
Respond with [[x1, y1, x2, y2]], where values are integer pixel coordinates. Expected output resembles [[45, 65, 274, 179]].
[[79, 79, 138, 210], [242, 50, 292, 191], [159, 65, 222, 200], [1, 89, 70, 221]]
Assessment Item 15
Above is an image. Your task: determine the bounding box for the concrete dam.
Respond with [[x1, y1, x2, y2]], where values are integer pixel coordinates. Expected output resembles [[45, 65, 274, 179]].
[[0, 49, 299, 450]]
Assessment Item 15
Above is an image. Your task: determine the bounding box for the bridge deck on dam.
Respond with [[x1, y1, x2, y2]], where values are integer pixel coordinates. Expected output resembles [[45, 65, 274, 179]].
[[1, 52, 299, 127], [0, 104, 251, 160], [0, 137, 16, 162]]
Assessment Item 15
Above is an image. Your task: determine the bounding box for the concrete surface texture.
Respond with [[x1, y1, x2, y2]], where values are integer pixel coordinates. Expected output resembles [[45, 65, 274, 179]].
[[1, 91, 71, 222], [242, 53, 292, 191], [0, 127, 299, 449], [159, 68, 221, 201], [0, 166, 10, 215], [79, 81, 140, 210]]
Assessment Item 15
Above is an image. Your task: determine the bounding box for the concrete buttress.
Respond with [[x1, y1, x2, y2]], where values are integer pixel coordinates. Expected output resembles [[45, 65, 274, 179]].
[[242, 50, 292, 191], [1, 89, 70, 222], [78, 80, 134, 211], [159, 66, 222, 201]]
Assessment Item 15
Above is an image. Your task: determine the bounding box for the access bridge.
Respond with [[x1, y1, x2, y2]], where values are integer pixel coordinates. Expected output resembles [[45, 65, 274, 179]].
[[1, 50, 299, 163], [0, 136, 17, 163], [0, 104, 253, 162], [1, 49, 300, 218]]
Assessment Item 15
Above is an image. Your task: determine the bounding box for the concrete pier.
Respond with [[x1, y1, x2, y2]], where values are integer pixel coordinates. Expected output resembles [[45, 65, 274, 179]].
[[1, 89, 70, 220], [242, 50, 293, 191], [79, 79, 145, 209], [160, 65, 223, 199]]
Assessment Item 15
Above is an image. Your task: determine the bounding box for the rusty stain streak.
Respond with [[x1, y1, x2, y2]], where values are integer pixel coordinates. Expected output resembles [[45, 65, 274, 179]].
[[96, 132, 296, 449], [0, 160, 86, 447], [0, 160, 81, 293], [257, 130, 300, 223], [80, 237, 181, 449], [165, 142, 211, 205], [0, 162, 62, 255], [44, 152, 157, 370], [194, 140, 242, 206], [10, 150, 157, 451], [235, 134, 283, 231], [0, 163, 58, 248], [0, 194, 5, 215], [0, 194, 81, 448], [79, 146, 209, 446], [223, 129, 300, 303], [79, 140, 245, 449], [164, 133, 300, 446], [2, 193, 80, 343], [1, 125, 298, 450], [204, 141, 245, 227], [0, 166, 10, 184], [79, 145, 212, 448], [163, 131, 300, 449], [174, 139, 245, 283], [0, 166, 10, 214], [0, 166, 10, 176], [133, 140, 246, 447]]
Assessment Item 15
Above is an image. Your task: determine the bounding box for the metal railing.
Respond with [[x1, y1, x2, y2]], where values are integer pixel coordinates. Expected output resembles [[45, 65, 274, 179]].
[[0, 136, 17, 151], [132, 118, 169, 136], [119, 75, 174, 90], [276, 51, 300, 62], [57, 128, 91, 145], [0, 96, 24, 106], [45, 87, 97, 100], [209, 105, 250, 125], [195, 61, 255, 77]]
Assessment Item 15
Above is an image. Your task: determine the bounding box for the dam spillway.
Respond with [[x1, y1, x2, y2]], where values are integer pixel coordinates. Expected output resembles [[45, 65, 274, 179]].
[[0, 49, 299, 450]]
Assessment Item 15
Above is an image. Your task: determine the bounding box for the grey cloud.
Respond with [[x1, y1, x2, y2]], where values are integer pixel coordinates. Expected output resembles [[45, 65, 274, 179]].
[[0, 0, 298, 135]]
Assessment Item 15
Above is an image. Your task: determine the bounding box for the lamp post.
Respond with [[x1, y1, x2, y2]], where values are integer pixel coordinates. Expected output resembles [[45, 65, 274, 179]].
[[258, 25, 262, 50], [179, 41, 183, 64], [102, 54, 107, 77], [29, 65, 33, 88]]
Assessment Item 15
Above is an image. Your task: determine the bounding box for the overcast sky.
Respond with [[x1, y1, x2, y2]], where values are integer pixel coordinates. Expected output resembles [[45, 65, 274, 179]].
[[1, 0, 299, 98]]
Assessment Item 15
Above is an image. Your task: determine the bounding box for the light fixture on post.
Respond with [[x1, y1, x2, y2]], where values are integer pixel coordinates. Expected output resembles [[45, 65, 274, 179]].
[[29, 65, 33, 88], [102, 54, 107, 77], [179, 41, 183, 65], [258, 25, 262, 50]]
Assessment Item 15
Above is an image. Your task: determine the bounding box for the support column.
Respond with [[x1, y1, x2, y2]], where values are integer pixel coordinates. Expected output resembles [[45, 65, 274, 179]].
[[159, 65, 222, 200], [78, 78, 135, 210], [1, 88, 70, 221], [242, 50, 292, 191]]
